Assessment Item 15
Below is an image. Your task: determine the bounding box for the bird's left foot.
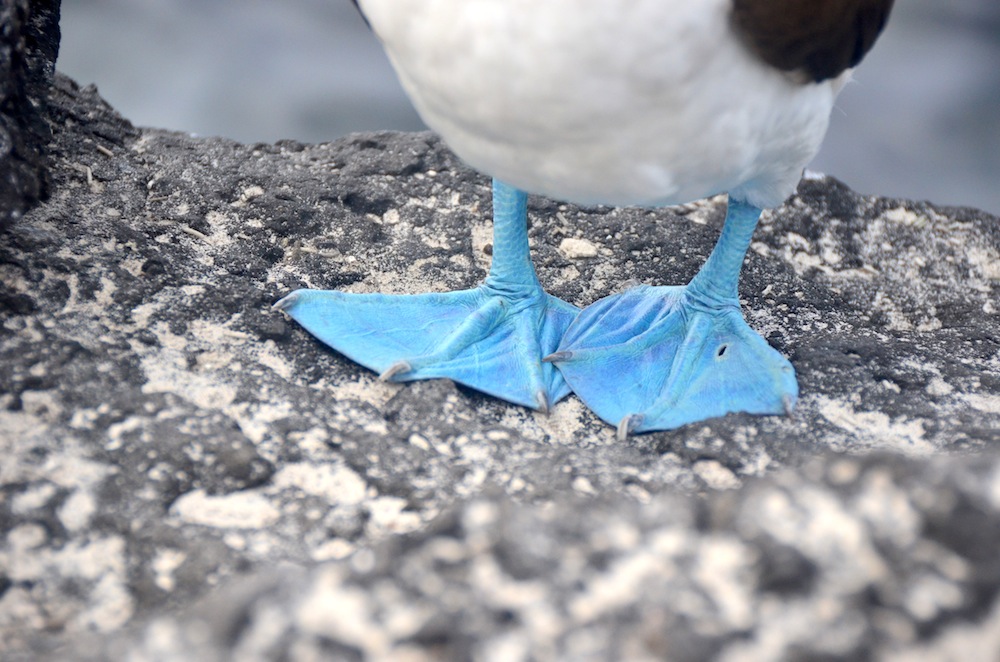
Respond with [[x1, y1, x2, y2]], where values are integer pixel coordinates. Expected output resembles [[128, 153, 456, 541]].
[[275, 179, 578, 412], [547, 284, 797, 438], [274, 283, 578, 411]]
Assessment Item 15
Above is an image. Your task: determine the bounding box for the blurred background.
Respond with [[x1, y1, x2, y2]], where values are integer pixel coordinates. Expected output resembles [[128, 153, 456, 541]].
[[58, 0, 1000, 215]]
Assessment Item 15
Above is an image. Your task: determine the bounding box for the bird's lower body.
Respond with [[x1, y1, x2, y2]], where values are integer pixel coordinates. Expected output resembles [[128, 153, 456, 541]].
[[276, 181, 797, 436]]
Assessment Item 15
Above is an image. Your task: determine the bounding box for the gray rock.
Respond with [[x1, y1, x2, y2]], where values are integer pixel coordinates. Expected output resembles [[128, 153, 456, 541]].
[[80, 455, 1000, 661], [0, 0, 61, 228], [0, 74, 998, 660]]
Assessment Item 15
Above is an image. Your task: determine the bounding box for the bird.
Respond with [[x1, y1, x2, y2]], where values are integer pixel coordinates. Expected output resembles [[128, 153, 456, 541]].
[[275, 0, 894, 437]]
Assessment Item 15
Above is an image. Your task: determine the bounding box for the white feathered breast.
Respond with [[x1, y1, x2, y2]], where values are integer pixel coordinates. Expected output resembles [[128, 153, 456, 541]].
[[359, 0, 846, 209]]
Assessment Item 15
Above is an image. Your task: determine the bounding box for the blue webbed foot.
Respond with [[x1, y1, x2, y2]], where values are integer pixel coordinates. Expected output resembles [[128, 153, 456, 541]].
[[275, 285, 577, 410], [275, 179, 579, 412], [548, 197, 797, 437], [548, 284, 796, 436]]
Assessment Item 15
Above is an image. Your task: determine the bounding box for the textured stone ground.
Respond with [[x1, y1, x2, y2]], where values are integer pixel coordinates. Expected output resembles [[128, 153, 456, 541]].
[[0, 75, 998, 660], [0, 0, 60, 227]]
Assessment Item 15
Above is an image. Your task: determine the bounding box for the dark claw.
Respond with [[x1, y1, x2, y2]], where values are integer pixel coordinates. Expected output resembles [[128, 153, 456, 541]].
[[783, 394, 795, 418], [616, 413, 643, 442], [542, 350, 574, 363], [379, 361, 412, 382], [535, 390, 550, 415], [272, 292, 300, 311]]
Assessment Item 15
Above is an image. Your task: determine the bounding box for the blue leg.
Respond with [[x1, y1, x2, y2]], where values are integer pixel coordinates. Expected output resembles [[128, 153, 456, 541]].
[[548, 197, 797, 437], [274, 180, 579, 411]]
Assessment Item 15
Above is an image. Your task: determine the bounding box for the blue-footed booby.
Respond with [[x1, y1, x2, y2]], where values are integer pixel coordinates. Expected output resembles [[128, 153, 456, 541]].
[[276, 0, 893, 437]]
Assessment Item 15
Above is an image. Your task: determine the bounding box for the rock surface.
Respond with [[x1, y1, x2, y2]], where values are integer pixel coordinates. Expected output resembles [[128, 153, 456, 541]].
[[0, 74, 998, 660], [0, 0, 61, 228]]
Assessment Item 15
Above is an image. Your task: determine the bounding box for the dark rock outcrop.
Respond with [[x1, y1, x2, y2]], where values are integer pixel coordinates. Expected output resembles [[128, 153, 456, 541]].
[[0, 0, 61, 228]]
